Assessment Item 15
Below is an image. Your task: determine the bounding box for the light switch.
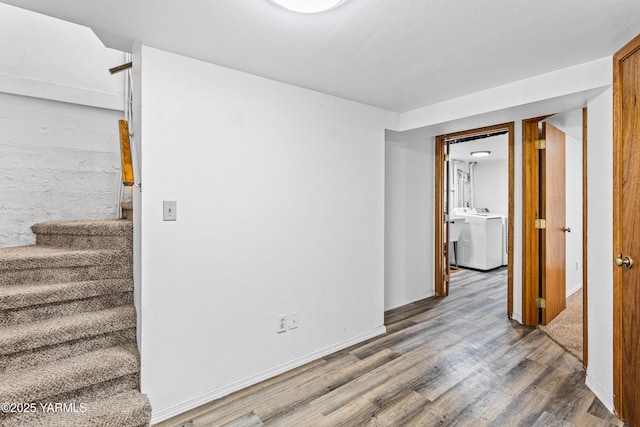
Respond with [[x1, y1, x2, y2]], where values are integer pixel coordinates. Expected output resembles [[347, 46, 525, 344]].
[[163, 201, 177, 221]]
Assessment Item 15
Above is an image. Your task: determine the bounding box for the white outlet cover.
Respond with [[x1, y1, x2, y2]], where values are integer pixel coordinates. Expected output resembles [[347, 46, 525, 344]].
[[277, 314, 288, 333]]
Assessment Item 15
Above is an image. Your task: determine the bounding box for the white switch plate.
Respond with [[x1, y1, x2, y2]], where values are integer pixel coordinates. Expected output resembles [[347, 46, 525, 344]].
[[289, 312, 299, 329], [163, 201, 177, 221]]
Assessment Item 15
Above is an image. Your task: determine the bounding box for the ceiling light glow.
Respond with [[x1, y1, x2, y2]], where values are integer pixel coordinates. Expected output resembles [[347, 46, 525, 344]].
[[470, 151, 491, 157], [270, 0, 344, 13]]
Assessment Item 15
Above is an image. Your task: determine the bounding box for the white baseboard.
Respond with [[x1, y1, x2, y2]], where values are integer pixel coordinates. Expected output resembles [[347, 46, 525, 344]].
[[567, 283, 583, 297], [585, 374, 615, 414], [150, 325, 387, 424], [511, 312, 523, 324], [384, 291, 435, 311]]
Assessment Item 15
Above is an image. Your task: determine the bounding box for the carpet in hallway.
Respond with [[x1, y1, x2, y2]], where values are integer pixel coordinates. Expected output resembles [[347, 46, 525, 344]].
[[539, 288, 583, 362]]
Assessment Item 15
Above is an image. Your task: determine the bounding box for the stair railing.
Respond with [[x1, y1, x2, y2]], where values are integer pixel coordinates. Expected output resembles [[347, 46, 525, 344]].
[[118, 119, 135, 187]]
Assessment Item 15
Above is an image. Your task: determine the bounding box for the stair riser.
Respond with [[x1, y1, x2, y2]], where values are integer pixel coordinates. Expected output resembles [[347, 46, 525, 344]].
[[0, 344, 140, 403], [0, 329, 136, 374], [0, 264, 132, 286], [1, 293, 133, 327], [0, 279, 133, 311], [123, 208, 134, 220], [36, 234, 132, 251], [47, 373, 140, 409], [0, 308, 136, 356]]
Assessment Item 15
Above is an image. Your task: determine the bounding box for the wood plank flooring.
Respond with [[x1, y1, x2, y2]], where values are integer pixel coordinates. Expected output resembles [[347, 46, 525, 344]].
[[155, 268, 624, 427]]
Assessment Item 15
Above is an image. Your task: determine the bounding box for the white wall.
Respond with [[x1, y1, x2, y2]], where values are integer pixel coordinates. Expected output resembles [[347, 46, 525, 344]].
[[473, 159, 508, 214], [0, 3, 125, 110], [384, 139, 434, 310], [585, 87, 614, 412], [136, 46, 392, 422], [564, 134, 583, 296], [0, 3, 126, 247]]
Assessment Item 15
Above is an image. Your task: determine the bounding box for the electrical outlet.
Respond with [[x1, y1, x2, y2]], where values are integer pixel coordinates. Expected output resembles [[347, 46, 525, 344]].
[[277, 314, 288, 333], [163, 201, 177, 221], [289, 312, 299, 329]]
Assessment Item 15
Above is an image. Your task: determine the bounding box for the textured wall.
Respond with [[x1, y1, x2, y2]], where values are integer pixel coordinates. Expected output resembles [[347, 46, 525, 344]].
[[0, 93, 123, 246], [0, 3, 127, 247]]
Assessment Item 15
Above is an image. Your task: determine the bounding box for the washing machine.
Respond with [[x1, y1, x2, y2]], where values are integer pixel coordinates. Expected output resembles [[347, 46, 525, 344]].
[[471, 208, 509, 266], [455, 208, 503, 270]]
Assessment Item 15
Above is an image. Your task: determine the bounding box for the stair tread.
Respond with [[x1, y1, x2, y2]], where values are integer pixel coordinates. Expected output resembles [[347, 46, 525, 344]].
[[0, 344, 140, 403], [0, 306, 136, 355], [32, 220, 132, 237], [0, 246, 127, 271], [0, 279, 132, 310]]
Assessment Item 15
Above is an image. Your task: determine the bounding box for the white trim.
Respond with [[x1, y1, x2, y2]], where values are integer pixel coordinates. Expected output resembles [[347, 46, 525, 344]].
[[149, 325, 387, 424], [511, 312, 523, 324], [566, 283, 583, 298], [585, 373, 615, 414], [0, 72, 124, 111], [384, 291, 435, 311]]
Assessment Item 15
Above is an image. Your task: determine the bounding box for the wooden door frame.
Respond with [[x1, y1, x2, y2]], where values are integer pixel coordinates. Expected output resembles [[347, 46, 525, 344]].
[[522, 117, 546, 326], [522, 113, 589, 367], [434, 122, 515, 318], [613, 33, 640, 418]]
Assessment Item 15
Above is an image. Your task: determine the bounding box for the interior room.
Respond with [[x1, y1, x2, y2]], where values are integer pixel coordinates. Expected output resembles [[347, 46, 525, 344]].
[[1, 1, 639, 426], [447, 134, 509, 273]]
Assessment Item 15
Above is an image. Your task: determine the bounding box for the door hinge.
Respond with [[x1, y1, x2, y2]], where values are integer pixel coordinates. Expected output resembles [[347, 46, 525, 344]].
[[535, 218, 546, 230], [444, 153, 450, 162], [535, 297, 546, 309], [444, 274, 450, 283], [535, 139, 546, 149], [444, 213, 450, 222]]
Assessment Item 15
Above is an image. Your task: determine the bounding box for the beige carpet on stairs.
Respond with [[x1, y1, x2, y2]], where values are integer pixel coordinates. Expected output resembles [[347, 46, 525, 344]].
[[0, 219, 151, 426], [539, 288, 583, 362]]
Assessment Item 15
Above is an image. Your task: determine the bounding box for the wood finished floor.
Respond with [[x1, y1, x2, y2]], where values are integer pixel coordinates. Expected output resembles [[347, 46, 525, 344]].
[[155, 268, 624, 427]]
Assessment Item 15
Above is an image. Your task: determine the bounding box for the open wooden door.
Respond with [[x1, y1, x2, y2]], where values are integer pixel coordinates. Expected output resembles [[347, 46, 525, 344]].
[[540, 122, 567, 325], [613, 33, 640, 426], [523, 119, 568, 325]]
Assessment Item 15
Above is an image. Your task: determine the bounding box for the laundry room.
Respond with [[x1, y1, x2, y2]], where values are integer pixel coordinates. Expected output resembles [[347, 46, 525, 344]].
[[448, 133, 509, 272]]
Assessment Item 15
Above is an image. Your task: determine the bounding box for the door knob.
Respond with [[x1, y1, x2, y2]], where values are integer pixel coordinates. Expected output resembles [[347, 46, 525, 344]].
[[563, 227, 571, 233], [615, 254, 634, 269]]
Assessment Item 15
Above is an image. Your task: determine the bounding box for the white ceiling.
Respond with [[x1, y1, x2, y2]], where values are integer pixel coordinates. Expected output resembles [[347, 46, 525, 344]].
[[449, 134, 508, 163], [2, 0, 640, 112]]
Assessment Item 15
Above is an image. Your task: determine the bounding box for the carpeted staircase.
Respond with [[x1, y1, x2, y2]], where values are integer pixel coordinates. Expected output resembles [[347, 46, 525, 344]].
[[0, 219, 151, 427]]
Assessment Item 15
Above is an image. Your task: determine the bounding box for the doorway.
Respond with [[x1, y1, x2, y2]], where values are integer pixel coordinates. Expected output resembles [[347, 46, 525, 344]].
[[434, 122, 514, 317], [522, 111, 588, 368]]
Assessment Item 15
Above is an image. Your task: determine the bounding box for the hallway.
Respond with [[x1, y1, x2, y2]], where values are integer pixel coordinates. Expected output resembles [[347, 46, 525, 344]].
[[157, 269, 622, 427]]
